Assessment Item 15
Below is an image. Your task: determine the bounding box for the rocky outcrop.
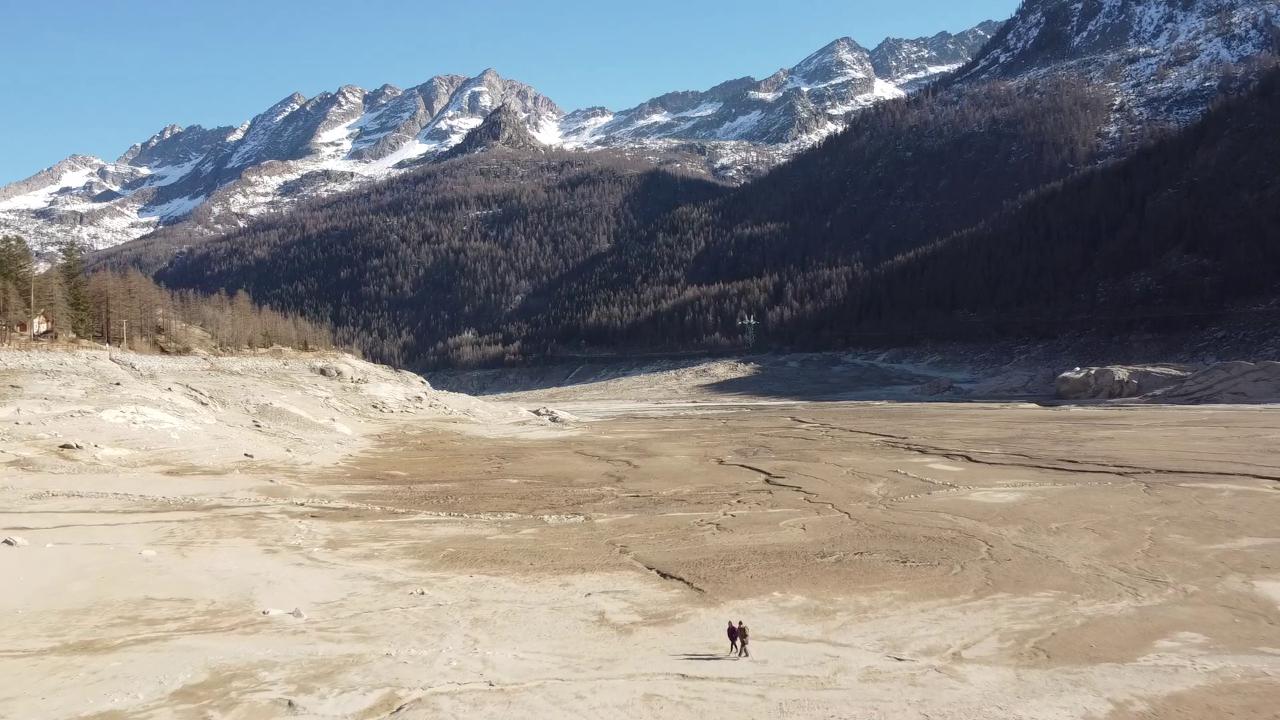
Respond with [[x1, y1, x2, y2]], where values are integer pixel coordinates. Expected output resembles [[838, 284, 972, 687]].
[[871, 21, 1004, 88], [1056, 361, 1280, 403], [439, 104, 546, 160], [1055, 365, 1192, 399]]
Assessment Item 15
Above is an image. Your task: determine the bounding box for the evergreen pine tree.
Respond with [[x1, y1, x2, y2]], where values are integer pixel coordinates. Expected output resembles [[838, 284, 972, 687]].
[[0, 235, 34, 342], [58, 240, 92, 339]]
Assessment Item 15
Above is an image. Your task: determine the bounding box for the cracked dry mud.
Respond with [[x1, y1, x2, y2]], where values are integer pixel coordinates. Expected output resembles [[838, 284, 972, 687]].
[[4, 398, 1280, 719]]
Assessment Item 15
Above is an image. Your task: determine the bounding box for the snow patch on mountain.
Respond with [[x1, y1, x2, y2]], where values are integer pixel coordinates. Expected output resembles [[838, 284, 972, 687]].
[[0, 166, 100, 211]]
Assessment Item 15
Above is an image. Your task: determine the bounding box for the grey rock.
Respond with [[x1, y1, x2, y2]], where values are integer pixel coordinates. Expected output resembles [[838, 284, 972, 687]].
[[439, 104, 546, 161], [531, 406, 580, 424], [316, 363, 345, 378], [915, 377, 958, 396], [1055, 366, 1192, 400], [871, 21, 1003, 89]]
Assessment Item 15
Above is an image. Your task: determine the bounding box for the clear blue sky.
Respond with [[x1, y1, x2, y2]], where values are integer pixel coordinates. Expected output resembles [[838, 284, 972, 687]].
[[0, 0, 1018, 184]]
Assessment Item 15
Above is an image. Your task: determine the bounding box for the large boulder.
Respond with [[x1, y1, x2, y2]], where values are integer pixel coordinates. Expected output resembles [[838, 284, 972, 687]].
[[1055, 366, 1191, 400], [531, 406, 580, 424]]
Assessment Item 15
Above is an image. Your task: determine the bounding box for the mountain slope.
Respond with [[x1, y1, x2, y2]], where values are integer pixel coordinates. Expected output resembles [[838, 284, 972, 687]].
[[520, 77, 1113, 351], [840, 63, 1280, 336], [491, 63, 1280, 355], [121, 152, 728, 366], [954, 0, 1280, 130], [108, 73, 1110, 365], [87, 4, 1280, 366]]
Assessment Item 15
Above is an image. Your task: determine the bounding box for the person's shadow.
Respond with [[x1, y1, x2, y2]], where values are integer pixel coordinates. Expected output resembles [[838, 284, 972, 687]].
[[673, 653, 738, 661]]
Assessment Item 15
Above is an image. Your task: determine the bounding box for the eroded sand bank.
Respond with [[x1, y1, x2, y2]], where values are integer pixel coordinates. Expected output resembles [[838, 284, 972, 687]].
[[2, 351, 1279, 719]]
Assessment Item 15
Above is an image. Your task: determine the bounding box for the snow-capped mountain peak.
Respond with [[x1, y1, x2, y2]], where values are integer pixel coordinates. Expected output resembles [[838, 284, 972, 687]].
[[0, 68, 567, 251], [791, 37, 875, 87], [790, 38, 886, 88], [559, 22, 999, 151]]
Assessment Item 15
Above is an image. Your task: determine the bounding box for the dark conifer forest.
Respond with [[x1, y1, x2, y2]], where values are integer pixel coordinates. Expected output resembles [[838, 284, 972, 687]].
[[835, 66, 1280, 339], [2, 235, 331, 351], [92, 68, 1280, 368]]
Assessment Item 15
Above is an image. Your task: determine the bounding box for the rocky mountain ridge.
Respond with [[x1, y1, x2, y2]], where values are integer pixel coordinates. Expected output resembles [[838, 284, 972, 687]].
[[6, 3, 1277, 255], [558, 23, 1001, 149], [0, 22, 1000, 252]]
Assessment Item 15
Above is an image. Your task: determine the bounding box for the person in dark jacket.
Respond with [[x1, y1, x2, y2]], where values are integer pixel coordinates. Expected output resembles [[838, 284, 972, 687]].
[[727, 620, 739, 654], [737, 621, 750, 658]]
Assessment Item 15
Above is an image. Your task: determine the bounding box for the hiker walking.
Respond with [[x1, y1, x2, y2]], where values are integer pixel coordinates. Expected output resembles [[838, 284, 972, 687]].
[[727, 620, 739, 655], [737, 621, 750, 658]]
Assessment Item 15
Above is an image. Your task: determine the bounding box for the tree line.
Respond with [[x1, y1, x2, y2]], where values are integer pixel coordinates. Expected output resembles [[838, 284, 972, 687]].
[[1, 235, 333, 352]]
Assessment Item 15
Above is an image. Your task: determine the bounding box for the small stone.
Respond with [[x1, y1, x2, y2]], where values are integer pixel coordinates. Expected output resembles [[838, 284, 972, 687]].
[[58, 442, 84, 450], [289, 607, 307, 619], [2, 536, 29, 547], [243, 453, 255, 459]]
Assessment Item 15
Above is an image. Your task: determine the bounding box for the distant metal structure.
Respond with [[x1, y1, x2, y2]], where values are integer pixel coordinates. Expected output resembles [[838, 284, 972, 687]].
[[738, 314, 760, 348]]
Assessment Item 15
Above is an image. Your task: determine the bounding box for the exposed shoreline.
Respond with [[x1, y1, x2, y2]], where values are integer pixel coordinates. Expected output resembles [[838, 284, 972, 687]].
[[3, 349, 1279, 718]]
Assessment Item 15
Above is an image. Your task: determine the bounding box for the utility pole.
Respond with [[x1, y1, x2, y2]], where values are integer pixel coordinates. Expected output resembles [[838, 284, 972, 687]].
[[742, 313, 757, 348]]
